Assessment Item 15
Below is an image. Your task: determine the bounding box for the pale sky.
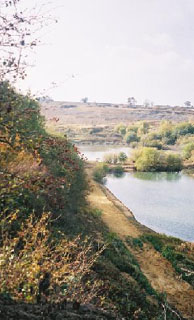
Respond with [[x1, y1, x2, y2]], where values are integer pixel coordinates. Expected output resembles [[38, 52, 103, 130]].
[[18, 0, 194, 105]]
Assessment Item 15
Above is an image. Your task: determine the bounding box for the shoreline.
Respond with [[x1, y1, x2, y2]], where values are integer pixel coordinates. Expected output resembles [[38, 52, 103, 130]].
[[100, 183, 163, 237]]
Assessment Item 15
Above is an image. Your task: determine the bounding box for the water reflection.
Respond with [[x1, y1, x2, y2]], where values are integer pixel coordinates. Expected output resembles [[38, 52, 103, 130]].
[[78, 145, 132, 162], [132, 171, 181, 182], [105, 172, 194, 241]]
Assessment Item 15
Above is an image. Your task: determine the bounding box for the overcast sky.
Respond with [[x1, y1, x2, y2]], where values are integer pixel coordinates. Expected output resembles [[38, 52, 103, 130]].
[[19, 0, 194, 105]]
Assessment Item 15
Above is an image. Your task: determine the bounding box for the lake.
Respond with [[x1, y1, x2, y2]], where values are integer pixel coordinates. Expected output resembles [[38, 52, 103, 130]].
[[105, 172, 194, 242], [78, 145, 132, 161]]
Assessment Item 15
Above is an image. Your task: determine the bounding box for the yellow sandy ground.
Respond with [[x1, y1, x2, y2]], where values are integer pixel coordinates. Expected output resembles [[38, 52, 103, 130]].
[[88, 179, 194, 319]]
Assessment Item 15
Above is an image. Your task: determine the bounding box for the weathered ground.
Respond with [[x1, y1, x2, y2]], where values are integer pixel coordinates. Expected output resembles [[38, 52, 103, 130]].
[[87, 177, 194, 319]]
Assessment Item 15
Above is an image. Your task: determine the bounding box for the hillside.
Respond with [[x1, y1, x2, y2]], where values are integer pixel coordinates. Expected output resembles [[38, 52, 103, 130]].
[[41, 101, 194, 145], [1, 85, 194, 319]]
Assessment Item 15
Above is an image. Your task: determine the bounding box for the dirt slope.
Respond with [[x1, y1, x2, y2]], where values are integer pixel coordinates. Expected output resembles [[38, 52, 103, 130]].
[[88, 179, 194, 319]]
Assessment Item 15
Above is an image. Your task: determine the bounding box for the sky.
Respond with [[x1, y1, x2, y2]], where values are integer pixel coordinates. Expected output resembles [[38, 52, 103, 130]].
[[18, 0, 194, 105]]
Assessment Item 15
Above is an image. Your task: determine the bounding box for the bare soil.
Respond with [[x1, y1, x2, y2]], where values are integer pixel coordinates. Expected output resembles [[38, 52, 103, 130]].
[[87, 177, 194, 319]]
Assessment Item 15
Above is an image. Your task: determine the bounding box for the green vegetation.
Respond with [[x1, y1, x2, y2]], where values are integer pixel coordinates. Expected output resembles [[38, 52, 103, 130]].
[[118, 151, 128, 163], [92, 163, 124, 182], [92, 163, 110, 183], [183, 142, 194, 159], [125, 130, 139, 144], [1, 83, 190, 317], [114, 120, 194, 155], [0, 83, 96, 305], [103, 151, 128, 164], [132, 147, 182, 172], [112, 165, 124, 177], [141, 233, 194, 288]]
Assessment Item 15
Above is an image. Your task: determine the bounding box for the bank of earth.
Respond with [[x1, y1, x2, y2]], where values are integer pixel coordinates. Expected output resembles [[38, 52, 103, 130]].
[[87, 168, 194, 319]]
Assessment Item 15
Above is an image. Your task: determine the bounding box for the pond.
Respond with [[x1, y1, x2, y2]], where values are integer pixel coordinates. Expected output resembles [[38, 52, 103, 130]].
[[105, 172, 194, 242], [78, 145, 132, 161]]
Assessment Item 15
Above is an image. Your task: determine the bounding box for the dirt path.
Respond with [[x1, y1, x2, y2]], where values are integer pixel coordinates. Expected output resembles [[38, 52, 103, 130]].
[[88, 179, 194, 319]]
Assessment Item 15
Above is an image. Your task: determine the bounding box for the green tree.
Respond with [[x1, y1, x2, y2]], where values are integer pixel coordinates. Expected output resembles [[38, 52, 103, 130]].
[[114, 123, 126, 136], [125, 131, 139, 144], [118, 152, 127, 163], [135, 148, 161, 171], [137, 121, 149, 135]]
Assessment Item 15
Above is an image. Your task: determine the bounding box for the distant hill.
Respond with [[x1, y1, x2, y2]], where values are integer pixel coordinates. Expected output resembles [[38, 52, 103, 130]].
[[41, 101, 194, 126]]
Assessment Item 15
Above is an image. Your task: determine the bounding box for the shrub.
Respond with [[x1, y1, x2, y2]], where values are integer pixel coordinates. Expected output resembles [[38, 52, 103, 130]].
[[92, 163, 109, 183], [183, 142, 194, 159], [141, 133, 163, 149], [137, 121, 149, 135], [165, 153, 182, 171], [134, 148, 161, 171], [132, 148, 182, 172], [126, 125, 138, 133], [0, 212, 104, 303], [103, 153, 118, 164], [174, 122, 194, 136], [113, 165, 124, 177], [118, 152, 127, 163], [159, 121, 177, 145], [114, 123, 126, 136], [125, 131, 139, 144]]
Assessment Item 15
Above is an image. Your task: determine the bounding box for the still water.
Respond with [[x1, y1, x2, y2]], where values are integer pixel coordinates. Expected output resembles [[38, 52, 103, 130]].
[[78, 145, 132, 161], [105, 172, 194, 242]]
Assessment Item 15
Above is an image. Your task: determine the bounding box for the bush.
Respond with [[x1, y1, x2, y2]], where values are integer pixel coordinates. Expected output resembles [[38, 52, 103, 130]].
[[114, 123, 126, 136], [174, 122, 194, 136], [134, 148, 161, 171], [112, 165, 124, 177], [137, 121, 149, 135], [165, 153, 182, 171], [0, 212, 103, 303], [132, 148, 182, 172], [183, 142, 194, 159], [125, 131, 139, 144], [158, 121, 177, 145], [92, 163, 109, 183], [118, 152, 127, 163], [126, 125, 138, 133], [141, 133, 163, 149]]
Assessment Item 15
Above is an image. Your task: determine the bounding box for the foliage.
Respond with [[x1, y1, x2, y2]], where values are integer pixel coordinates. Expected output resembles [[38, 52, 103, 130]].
[[90, 208, 103, 218], [141, 132, 163, 149], [0, 83, 92, 305], [103, 153, 118, 164], [126, 124, 138, 133], [92, 163, 110, 183], [0, 81, 45, 150], [125, 131, 139, 144], [114, 123, 126, 136], [137, 121, 149, 135], [103, 233, 156, 296], [0, 212, 104, 303], [165, 153, 182, 172], [174, 122, 194, 136], [118, 151, 127, 163], [158, 121, 177, 145], [132, 148, 161, 171], [0, 84, 88, 224], [141, 234, 194, 288], [183, 142, 194, 159], [132, 147, 182, 172], [112, 165, 124, 177]]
